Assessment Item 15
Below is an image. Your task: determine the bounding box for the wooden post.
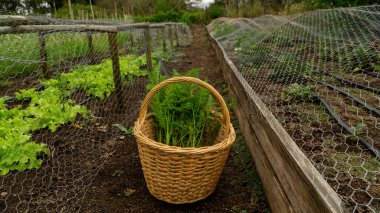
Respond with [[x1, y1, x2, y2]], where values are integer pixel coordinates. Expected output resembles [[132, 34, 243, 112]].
[[89, 0, 95, 19], [162, 26, 167, 53], [87, 33, 94, 64], [114, 0, 118, 18], [68, 0, 74, 20], [143, 27, 153, 71], [174, 24, 179, 47], [38, 32, 48, 77], [108, 32, 125, 111], [169, 24, 174, 51]]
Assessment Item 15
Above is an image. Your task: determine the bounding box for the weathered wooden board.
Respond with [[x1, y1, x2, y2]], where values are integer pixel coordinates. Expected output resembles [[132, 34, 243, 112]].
[[207, 27, 346, 213]]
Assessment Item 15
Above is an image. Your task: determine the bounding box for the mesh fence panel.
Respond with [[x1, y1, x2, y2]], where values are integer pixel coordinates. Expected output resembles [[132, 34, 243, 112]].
[[209, 5, 380, 212], [0, 14, 190, 212]]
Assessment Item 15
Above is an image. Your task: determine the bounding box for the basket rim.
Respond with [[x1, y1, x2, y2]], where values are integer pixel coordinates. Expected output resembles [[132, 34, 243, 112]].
[[134, 114, 236, 155]]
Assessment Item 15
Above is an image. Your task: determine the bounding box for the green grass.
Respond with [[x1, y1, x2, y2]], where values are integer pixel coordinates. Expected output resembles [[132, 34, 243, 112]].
[[332, 153, 379, 178], [231, 119, 270, 212], [0, 31, 134, 85]]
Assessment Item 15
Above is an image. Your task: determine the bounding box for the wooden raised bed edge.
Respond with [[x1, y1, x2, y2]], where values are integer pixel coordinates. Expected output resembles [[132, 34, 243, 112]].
[[206, 27, 347, 213]]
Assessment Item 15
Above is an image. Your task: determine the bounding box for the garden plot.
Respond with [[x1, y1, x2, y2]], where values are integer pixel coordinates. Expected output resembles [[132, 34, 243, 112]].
[[209, 5, 380, 212], [0, 16, 266, 212]]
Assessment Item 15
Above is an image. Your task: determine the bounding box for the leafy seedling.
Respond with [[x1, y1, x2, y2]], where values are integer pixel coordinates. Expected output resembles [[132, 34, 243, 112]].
[[349, 123, 366, 136], [124, 188, 136, 197], [113, 124, 133, 135], [282, 83, 317, 101]]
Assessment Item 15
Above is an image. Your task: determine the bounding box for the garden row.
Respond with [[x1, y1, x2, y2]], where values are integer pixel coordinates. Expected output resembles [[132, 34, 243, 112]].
[[0, 16, 188, 176], [208, 6, 379, 213], [0, 53, 157, 175]]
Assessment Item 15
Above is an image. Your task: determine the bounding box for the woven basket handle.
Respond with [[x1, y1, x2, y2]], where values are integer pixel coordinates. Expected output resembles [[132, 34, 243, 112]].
[[138, 77, 231, 129]]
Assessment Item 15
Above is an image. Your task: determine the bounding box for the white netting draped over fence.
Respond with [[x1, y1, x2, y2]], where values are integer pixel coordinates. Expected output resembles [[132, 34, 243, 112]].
[[209, 5, 380, 213], [0, 14, 191, 212]]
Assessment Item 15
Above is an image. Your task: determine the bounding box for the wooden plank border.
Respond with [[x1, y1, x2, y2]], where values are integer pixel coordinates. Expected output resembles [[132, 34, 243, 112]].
[[207, 27, 346, 213]]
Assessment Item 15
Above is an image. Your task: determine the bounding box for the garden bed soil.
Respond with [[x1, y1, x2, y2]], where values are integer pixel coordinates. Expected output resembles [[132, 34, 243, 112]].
[[247, 68, 379, 211]]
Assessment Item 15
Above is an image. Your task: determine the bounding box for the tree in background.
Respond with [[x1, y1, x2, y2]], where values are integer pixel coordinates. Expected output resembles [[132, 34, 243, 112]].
[[93, 0, 200, 16], [205, 0, 225, 19], [0, 0, 22, 13], [207, 0, 380, 18], [2, 0, 378, 19], [0, 0, 81, 14]]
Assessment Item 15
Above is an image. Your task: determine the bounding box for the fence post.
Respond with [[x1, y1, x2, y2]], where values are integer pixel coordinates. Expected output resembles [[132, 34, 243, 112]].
[[87, 32, 94, 64], [38, 32, 48, 77], [143, 26, 153, 71], [162, 25, 167, 53], [169, 24, 174, 51], [174, 24, 179, 47], [108, 31, 125, 111]]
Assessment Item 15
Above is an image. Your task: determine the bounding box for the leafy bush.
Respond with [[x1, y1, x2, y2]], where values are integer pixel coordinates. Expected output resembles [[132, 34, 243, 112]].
[[206, 4, 225, 20], [135, 11, 204, 24]]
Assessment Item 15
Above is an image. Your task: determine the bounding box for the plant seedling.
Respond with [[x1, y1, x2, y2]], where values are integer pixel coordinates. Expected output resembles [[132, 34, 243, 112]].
[[349, 123, 366, 136], [113, 124, 134, 135], [282, 83, 318, 101]]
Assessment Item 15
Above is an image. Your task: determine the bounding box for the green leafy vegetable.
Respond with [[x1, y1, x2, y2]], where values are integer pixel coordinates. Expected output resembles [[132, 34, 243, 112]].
[[350, 123, 366, 136], [148, 68, 221, 148], [1, 53, 157, 175], [282, 83, 318, 101], [41, 55, 150, 100]]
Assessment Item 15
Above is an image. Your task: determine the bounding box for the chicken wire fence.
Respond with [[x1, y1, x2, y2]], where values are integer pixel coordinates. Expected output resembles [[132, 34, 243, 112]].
[[0, 14, 191, 212], [209, 5, 380, 213]]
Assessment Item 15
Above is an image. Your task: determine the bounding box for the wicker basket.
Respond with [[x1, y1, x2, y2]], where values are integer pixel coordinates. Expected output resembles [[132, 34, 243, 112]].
[[134, 77, 236, 204]]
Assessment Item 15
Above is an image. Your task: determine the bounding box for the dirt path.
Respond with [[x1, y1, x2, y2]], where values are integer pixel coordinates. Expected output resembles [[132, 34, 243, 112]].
[[163, 25, 224, 85], [80, 25, 268, 213]]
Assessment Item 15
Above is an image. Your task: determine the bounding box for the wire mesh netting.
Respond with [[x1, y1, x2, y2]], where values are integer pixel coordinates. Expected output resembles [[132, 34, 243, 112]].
[[208, 5, 380, 212], [0, 14, 191, 212]]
